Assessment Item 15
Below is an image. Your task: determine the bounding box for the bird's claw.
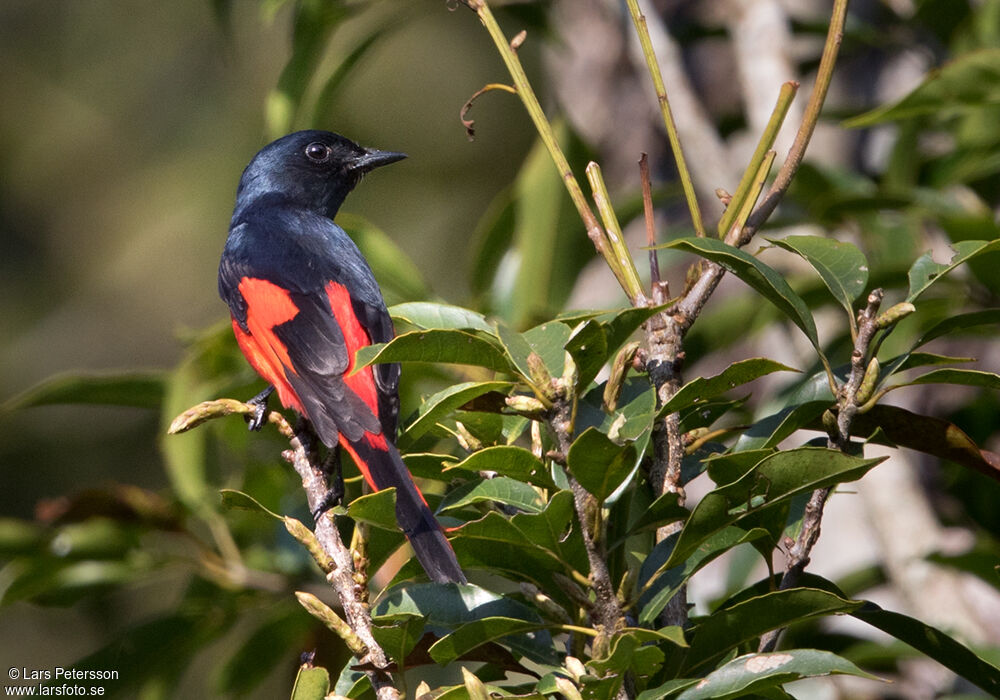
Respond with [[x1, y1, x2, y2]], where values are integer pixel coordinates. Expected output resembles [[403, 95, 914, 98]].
[[245, 386, 275, 432]]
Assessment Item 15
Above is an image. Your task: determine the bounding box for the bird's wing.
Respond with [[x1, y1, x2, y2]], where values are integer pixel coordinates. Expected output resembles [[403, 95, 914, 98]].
[[219, 208, 391, 447]]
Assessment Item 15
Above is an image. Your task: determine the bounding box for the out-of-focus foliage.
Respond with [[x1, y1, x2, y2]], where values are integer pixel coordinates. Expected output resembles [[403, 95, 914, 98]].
[[2, 0, 999, 698]]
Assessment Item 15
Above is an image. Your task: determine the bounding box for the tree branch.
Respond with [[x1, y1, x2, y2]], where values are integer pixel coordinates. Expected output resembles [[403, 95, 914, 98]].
[[169, 399, 401, 700]]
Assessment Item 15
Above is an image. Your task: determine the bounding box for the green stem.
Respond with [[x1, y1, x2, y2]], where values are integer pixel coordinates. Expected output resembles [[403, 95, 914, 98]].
[[586, 162, 646, 303], [743, 0, 850, 242], [469, 0, 599, 234], [717, 81, 798, 237], [624, 0, 705, 238]]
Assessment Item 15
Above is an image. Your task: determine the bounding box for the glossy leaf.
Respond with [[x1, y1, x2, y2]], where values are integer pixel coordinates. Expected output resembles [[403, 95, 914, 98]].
[[371, 613, 425, 668], [389, 301, 493, 332], [438, 477, 544, 514], [851, 602, 1000, 696], [355, 331, 512, 373], [664, 448, 884, 570], [442, 445, 556, 490], [768, 235, 869, 313], [219, 489, 283, 520], [347, 489, 399, 531], [732, 401, 830, 452], [657, 358, 798, 418], [290, 662, 331, 700], [663, 238, 821, 352], [907, 239, 1000, 301], [400, 381, 515, 444], [565, 319, 609, 388], [897, 367, 1000, 391], [429, 617, 548, 665], [680, 588, 863, 675], [589, 628, 687, 678], [914, 309, 1000, 348], [677, 649, 880, 699], [846, 404, 1000, 483], [567, 428, 637, 502], [640, 527, 770, 625]]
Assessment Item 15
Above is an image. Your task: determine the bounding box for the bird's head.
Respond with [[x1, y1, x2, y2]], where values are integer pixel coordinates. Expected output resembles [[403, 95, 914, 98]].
[[235, 130, 406, 219]]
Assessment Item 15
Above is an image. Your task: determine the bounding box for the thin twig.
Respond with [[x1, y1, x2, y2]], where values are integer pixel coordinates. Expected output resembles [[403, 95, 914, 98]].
[[741, 0, 849, 244], [639, 153, 661, 286], [758, 288, 884, 653], [624, 0, 706, 237]]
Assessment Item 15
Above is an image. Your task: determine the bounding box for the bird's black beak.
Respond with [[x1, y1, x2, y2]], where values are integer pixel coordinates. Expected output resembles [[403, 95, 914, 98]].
[[350, 148, 407, 173]]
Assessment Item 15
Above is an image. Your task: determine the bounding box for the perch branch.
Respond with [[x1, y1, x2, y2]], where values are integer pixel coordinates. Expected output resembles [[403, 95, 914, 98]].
[[169, 399, 400, 700]]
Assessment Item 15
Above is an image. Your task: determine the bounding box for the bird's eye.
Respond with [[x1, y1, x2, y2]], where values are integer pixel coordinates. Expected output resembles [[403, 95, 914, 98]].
[[304, 142, 331, 162]]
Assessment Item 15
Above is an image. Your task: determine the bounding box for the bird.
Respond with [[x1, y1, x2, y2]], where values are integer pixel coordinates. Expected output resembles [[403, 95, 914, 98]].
[[218, 130, 466, 584]]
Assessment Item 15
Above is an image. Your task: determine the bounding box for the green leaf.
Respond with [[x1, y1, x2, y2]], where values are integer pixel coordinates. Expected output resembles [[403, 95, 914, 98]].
[[355, 330, 512, 373], [341, 214, 429, 304], [851, 602, 1000, 696], [290, 662, 331, 700], [663, 238, 822, 353], [657, 358, 799, 418], [3, 370, 165, 411], [375, 583, 556, 665], [676, 649, 881, 699], [389, 302, 493, 332], [403, 453, 459, 481], [907, 239, 1000, 301], [885, 352, 976, 374], [348, 489, 399, 531], [589, 628, 687, 678], [768, 235, 869, 313], [0, 518, 45, 557], [914, 309, 1000, 348], [428, 617, 548, 665], [567, 428, 637, 502], [445, 492, 586, 598], [845, 405, 1000, 483], [219, 489, 283, 520], [442, 445, 556, 490], [844, 48, 1000, 127], [371, 613, 425, 667], [625, 492, 689, 537], [732, 401, 831, 452], [898, 368, 1000, 391], [680, 588, 864, 675], [565, 319, 609, 388], [400, 381, 515, 444], [665, 448, 884, 570], [600, 305, 669, 352], [495, 320, 575, 384], [640, 527, 770, 625], [438, 477, 544, 514]]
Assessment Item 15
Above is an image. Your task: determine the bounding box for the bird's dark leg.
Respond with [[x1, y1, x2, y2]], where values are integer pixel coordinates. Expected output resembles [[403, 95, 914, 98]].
[[245, 385, 275, 431], [311, 446, 345, 520]]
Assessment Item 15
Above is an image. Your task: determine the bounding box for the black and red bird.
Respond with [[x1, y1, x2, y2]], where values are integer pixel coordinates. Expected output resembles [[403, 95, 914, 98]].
[[218, 130, 466, 584]]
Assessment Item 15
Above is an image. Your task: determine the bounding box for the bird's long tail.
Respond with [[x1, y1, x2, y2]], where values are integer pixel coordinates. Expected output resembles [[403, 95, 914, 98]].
[[340, 436, 466, 584]]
